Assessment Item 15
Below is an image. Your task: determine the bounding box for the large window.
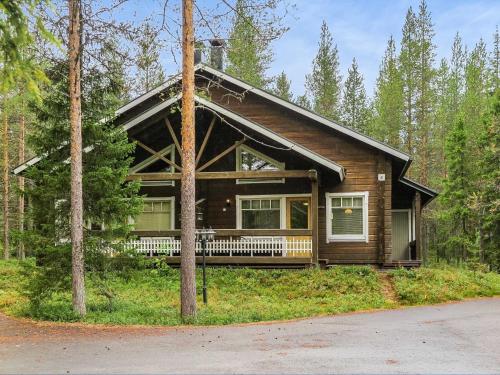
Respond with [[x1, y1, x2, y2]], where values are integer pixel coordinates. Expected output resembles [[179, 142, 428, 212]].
[[236, 144, 284, 184], [325, 192, 368, 242], [132, 198, 174, 231], [130, 144, 175, 186], [239, 198, 281, 229]]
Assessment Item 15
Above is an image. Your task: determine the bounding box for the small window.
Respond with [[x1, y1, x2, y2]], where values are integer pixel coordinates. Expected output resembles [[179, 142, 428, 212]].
[[236, 144, 285, 184], [240, 198, 281, 229], [132, 199, 174, 231], [326, 192, 368, 242]]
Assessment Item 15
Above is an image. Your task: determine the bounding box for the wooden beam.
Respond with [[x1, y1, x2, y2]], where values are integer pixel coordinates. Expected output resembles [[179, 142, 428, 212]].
[[135, 140, 182, 172], [195, 116, 216, 166], [164, 118, 182, 156], [310, 174, 319, 266], [414, 191, 422, 261], [131, 229, 312, 237], [126, 170, 313, 181], [162, 256, 312, 265], [196, 138, 246, 172]]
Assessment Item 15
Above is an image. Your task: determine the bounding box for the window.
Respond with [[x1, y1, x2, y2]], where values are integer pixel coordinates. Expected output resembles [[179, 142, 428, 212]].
[[236, 144, 284, 184], [132, 198, 174, 231], [240, 198, 281, 229], [288, 198, 310, 229], [325, 192, 368, 242]]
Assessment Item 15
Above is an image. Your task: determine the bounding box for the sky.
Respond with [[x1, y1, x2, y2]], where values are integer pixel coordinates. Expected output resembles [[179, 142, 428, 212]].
[[116, 0, 500, 97]]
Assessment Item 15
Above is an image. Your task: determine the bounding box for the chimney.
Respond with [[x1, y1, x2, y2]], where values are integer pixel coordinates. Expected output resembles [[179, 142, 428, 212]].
[[194, 41, 204, 65], [209, 39, 225, 70]]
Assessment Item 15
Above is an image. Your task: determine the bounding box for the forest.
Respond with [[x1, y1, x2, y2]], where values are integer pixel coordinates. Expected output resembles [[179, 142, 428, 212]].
[[1, 0, 499, 281]]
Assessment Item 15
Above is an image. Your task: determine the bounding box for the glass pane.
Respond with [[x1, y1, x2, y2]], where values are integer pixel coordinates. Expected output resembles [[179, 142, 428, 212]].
[[242, 209, 280, 229], [332, 208, 363, 235], [241, 200, 250, 209], [341, 197, 353, 208], [332, 197, 341, 207], [353, 197, 363, 207], [290, 200, 309, 229], [271, 199, 280, 209], [143, 202, 153, 212], [251, 200, 260, 209], [261, 200, 270, 209], [239, 150, 280, 171]]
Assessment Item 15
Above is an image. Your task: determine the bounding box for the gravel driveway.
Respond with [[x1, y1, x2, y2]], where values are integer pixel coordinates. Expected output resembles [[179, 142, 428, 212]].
[[1, 298, 499, 374]]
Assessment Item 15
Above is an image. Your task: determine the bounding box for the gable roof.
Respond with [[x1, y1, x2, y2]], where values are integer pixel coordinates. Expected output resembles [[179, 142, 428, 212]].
[[197, 64, 411, 163]]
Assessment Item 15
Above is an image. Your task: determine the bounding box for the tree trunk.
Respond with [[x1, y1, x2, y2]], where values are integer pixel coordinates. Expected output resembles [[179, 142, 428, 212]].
[[18, 112, 25, 260], [68, 0, 86, 317], [2, 111, 9, 260], [180, 0, 197, 320]]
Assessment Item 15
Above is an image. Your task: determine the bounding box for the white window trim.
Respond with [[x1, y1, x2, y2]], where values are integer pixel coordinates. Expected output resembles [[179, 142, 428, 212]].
[[129, 196, 176, 230], [325, 191, 369, 243], [235, 144, 285, 184], [236, 194, 310, 230]]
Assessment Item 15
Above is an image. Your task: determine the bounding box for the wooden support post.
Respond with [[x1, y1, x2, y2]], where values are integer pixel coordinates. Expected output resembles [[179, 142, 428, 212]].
[[376, 154, 386, 264], [195, 116, 216, 166], [414, 192, 422, 260], [164, 118, 182, 156], [310, 170, 319, 266]]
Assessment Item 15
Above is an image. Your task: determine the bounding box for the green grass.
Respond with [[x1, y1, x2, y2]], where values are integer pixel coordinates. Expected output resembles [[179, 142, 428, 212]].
[[390, 265, 500, 305], [0, 259, 499, 326]]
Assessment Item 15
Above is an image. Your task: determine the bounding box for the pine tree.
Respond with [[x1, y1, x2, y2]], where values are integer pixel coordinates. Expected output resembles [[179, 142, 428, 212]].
[[225, 0, 272, 88], [135, 22, 166, 94], [399, 7, 418, 159], [272, 71, 293, 101], [414, 0, 436, 185], [305, 21, 342, 121], [341, 58, 369, 132], [295, 94, 311, 110], [489, 26, 499, 92], [371, 36, 403, 146]]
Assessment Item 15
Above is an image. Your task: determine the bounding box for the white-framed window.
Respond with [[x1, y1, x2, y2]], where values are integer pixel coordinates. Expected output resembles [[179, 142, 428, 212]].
[[130, 144, 175, 186], [236, 194, 310, 230], [325, 192, 369, 243], [130, 197, 175, 231], [236, 144, 285, 184]]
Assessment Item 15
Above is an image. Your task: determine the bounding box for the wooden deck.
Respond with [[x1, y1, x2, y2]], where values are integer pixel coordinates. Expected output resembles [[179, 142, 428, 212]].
[[161, 256, 313, 268]]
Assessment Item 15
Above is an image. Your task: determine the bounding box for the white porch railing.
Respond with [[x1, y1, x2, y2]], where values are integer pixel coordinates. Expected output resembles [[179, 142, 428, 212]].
[[124, 237, 312, 257]]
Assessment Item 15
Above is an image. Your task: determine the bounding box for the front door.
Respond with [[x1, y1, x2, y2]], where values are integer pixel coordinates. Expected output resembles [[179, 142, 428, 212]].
[[392, 210, 411, 261], [286, 197, 311, 257]]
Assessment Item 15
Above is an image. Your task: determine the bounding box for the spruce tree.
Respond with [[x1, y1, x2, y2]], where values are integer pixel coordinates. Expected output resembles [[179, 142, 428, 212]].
[[135, 21, 166, 94], [341, 58, 369, 132], [440, 117, 472, 262], [371, 36, 403, 146], [489, 26, 499, 92], [272, 71, 293, 101], [305, 21, 342, 121], [225, 0, 272, 88]]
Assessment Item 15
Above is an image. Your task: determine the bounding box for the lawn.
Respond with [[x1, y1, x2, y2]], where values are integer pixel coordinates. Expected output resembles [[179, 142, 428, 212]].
[[0, 259, 499, 326]]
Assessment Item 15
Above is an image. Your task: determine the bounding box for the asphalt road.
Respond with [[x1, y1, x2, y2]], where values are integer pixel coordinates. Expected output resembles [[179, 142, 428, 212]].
[[1, 298, 499, 374]]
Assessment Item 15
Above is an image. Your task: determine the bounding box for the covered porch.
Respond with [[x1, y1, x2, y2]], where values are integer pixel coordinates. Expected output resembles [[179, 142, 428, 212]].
[[125, 170, 321, 266]]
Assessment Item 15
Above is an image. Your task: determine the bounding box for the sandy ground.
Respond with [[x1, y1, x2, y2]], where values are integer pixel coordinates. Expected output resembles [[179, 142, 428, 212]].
[[1, 298, 499, 374]]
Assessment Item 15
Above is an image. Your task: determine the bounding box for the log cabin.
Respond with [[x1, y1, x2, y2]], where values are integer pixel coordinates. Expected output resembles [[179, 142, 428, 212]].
[[14, 49, 437, 268]]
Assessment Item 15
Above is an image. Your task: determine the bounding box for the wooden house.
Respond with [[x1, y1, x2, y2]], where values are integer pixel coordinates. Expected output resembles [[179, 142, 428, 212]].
[[14, 61, 436, 268]]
